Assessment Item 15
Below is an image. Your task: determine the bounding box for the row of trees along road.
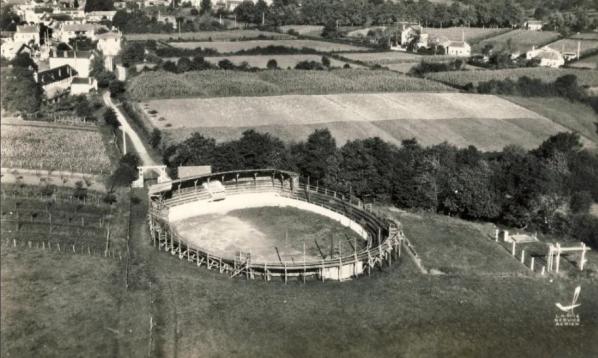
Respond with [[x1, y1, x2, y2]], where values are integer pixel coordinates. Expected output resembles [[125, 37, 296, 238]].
[[162, 128, 598, 249]]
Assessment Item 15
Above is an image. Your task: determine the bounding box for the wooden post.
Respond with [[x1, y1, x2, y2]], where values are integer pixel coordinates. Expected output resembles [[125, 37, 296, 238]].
[[520, 250, 525, 264], [530, 257, 535, 271], [511, 241, 516, 256]]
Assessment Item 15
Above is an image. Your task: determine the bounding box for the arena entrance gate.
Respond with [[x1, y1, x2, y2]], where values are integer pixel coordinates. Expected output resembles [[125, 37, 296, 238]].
[[132, 165, 171, 188]]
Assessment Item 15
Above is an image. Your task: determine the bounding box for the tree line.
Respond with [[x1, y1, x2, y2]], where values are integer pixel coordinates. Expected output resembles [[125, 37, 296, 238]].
[[232, 0, 597, 32], [160, 128, 598, 249]]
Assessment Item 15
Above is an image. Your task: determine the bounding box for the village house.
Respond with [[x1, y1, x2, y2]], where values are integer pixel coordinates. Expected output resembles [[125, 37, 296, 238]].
[[54, 23, 109, 43], [526, 46, 565, 68], [86, 11, 118, 23], [446, 41, 471, 57], [70, 76, 98, 95], [525, 20, 544, 31], [144, 0, 172, 6], [14, 25, 40, 45], [49, 50, 94, 77], [96, 30, 122, 70], [156, 13, 178, 30], [0, 39, 32, 60], [35, 64, 77, 100]]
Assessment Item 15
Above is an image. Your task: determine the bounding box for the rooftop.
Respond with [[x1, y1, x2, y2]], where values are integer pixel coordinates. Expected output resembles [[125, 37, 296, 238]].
[[37, 65, 77, 86]]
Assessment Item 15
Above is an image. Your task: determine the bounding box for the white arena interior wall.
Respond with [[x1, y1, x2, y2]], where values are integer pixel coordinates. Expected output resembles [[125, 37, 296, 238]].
[[167, 192, 369, 241]]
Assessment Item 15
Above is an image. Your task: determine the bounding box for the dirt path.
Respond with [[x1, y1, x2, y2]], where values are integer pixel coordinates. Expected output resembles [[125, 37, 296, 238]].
[[103, 92, 155, 166]]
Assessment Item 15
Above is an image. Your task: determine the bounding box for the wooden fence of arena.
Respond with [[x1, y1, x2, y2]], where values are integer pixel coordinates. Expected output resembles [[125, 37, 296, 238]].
[[147, 169, 419, 282]]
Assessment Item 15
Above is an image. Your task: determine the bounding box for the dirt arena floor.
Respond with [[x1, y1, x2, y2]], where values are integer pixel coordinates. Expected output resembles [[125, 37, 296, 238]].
[[171, 207, 366, 263]]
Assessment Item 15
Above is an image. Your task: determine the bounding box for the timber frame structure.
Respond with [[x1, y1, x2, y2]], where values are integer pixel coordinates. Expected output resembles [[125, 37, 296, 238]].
[[147, 169, 407, 282]]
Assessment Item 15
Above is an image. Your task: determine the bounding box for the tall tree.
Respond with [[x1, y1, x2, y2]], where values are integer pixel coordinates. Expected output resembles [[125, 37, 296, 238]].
[[200, 0, 212, 15]]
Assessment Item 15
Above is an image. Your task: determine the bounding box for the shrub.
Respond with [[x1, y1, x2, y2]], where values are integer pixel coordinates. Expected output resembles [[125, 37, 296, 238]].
[[266, 58, 278, 69], [570, 191, 593, 214]]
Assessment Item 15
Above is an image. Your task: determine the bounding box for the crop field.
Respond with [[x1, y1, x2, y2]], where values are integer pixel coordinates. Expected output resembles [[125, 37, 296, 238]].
[[173, 207, 364, 262], [339, 51, 458, 64], [278, 25, 323, 36], [0, 183, 129, 254], [124, 30, 293, 41], [139, 92, 580, 151], [570, 53, 598, 69], [425, 67, 598, 87], [547, 38, 598, 56], [127, 69, 452, 100], [168, 39, 369, 53], [165, 54, 357, 69], [0, 123, 112, 174], [475, 29, 561, 53]]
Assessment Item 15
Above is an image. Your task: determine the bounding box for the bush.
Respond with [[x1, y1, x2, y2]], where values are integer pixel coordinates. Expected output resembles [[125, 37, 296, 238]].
[[109, 80, 126, 98], [102, 192, 117, 204], [150, 128, 162, 148], [103, 108, 119, 128], [266, 58, 278, 69], [570, 191, 593, 214]]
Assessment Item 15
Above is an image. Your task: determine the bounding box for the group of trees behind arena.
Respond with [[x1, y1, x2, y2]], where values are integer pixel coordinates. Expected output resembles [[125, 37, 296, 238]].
[[162, 128, 598, 249]]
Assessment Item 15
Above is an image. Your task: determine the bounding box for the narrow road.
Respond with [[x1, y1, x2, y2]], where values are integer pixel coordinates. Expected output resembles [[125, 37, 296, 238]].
[[102, 92, 155, 166]]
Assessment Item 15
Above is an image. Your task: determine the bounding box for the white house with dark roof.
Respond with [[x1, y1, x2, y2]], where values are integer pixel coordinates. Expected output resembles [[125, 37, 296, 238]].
[[526, 46, 565, 68], [86, 11, 118, 22], [96, 30, 122, 70], [0, 39, 32, 60], [14, 25, 40, 45], [446, 41, 471, 57], [35, 64, 77, 99], [525, 20, 544, 31], [54, 23, 109, 43], [49, 50, 94, 77]]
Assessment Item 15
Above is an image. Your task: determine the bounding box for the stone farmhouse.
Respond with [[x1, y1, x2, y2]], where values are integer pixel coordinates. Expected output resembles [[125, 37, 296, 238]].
[[526, 46, 565, 68]]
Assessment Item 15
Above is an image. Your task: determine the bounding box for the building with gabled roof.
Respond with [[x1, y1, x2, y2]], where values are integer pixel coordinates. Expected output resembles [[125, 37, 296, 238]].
[[526, 46, 565, 68], [35, 64, 77, 100], [14, 25, 40, 45], [49, 50, 94, 78], [446, 41, 471, 57]]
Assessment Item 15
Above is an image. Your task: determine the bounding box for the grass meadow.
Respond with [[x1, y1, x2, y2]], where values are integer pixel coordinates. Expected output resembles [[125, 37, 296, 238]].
[[278, 25, 324, 36], [546, 38, 598, 56], [475, 29, 561, 53], [570, 53, 598, 69], [168, 39, 369, 53], [425, 67, 598, 87], [504, 96, 598, 145]]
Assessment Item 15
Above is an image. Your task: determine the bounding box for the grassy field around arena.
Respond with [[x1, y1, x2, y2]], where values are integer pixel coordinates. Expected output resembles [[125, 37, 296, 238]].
[[127, 69, 453, 100], [425, 67, 598, 87], [278, 25, 324, 36], [474, 29, 561, 53], [0, 122, 113, 174], [168, 39, 369, 53], [0, 250, 123, 357], [125, 30, 293, 41], [339, 51, 459, 65], [136, 91, 580, 151], [173, 207, 365, 262], [136, 192, 598, 358]]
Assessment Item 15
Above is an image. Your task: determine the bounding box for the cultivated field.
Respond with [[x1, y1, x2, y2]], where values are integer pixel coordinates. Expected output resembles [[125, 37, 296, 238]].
[[546, 38, 598, 57], [127, 69, 453, 100], [570, 53, 598, 69], [168, 39, 369, 52], [475, 29, 561, 53], [164, 54, 357, 69], [569, 32, 598, 40], [140, 92, 579, 151], [339, 51, 459, 64], [0, 123, 112, 174], [279, 25, 324, 36], [173, 207, 364, 262], [425, 67, 598, 87], [125, 30, 293, 41]]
